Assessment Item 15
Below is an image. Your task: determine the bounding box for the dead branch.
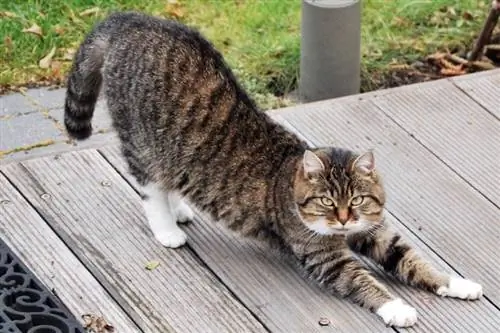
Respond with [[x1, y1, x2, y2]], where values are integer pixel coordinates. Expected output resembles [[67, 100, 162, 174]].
[[468, 1, 500, 61]]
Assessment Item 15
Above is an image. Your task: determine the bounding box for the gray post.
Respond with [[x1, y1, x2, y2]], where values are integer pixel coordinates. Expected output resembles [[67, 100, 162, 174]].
[[299, 0, 361, 102]]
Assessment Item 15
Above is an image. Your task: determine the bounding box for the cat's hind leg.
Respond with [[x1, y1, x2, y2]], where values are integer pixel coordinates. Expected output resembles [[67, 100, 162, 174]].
[[120, 144, 188, 248], [142, 183, 188, 248], [169, 192, 195, 224]]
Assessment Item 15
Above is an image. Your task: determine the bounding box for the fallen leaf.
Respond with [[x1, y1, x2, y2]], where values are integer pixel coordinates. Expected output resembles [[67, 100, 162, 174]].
[[39, 47, 56, 69], [165, 1, 184, 18], [440, 67, 466, 76], [53, 25, 65, 35], [79, 7, 100, 17], [462, 11, 474, 21], [82, 314, 115, 333], [0, 11, 17, 18], [51, 60, 62, 73], [4, 36, 13, 52], [426, 51, 447, 61], [392, 16, 411, 28], [22, 23, 43, 37], [145, 260, 160, 270]]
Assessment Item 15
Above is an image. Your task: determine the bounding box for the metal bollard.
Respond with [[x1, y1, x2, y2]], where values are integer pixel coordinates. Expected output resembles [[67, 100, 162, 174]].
[[299, 0, 361, 102]]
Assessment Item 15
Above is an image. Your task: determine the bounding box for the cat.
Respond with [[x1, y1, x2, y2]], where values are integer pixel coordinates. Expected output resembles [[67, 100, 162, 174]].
[[64, 11, 483, 328]]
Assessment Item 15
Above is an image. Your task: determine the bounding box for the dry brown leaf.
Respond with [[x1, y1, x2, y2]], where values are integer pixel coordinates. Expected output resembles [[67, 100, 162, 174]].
[[0, 11, 17, 18], [51, 61, 62, 72], [393, 16, 411, 28], [22, 23, 43, 37], [79, 7, 100, 17], [39, 47, 56, 69], [445, 53, 468, 65], [82, 314, 115, 333], [440, 68, 466, 76], [50, 61, 65, 81], [53, 25, 65, 35], [440, 63, 466, 76], [389, 64, 412, 70], [165, 1, 184, 18], [4, 36, 13, 50], [426, 51, 447, 61], [462, 11, 474, 21]]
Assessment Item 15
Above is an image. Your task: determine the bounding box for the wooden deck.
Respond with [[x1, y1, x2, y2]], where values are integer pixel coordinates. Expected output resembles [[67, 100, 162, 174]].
[[0, 69, 499, 333]]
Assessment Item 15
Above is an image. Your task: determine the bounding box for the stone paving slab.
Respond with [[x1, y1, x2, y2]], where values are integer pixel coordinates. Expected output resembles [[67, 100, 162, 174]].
[[0, 87, 116, 163], [0, 112, 64, 151], [0, 93, 37, 116], [25, 87, 68, 110]]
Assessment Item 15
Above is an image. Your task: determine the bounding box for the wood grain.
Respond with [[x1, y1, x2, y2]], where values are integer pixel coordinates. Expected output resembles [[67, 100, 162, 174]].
[[0, 172, 141, 333], [0, 151, 267, 333], [370, 78, 499, 207]]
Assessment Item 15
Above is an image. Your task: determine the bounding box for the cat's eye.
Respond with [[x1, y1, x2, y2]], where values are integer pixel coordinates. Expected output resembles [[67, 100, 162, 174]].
[[351, 196, 364, 206], [320, 197, 334, 206]]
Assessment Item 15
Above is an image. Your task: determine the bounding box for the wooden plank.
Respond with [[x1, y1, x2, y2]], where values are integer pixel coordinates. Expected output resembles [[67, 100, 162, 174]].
[[99, 145, 394, 333], [0, 173, 141, 333], [370, 79, 499, 207], [452, 69, 500, 119], [272, 98, 500, 329], [0, 151, 267, 333]]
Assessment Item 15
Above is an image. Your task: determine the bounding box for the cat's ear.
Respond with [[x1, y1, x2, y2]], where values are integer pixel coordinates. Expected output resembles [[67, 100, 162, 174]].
[[352, 151, 375, 174], [303, 150, 325, 178]]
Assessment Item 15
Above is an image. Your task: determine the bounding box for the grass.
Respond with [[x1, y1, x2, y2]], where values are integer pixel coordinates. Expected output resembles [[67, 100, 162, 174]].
[[0, 0, 491, 108]]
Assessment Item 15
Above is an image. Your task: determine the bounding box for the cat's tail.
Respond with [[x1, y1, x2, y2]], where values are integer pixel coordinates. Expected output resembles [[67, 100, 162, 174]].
[[64, 31, 108, 140]]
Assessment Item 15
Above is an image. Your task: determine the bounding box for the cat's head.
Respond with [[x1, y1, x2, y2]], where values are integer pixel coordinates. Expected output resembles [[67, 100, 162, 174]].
[[293, 148, 385, 236]]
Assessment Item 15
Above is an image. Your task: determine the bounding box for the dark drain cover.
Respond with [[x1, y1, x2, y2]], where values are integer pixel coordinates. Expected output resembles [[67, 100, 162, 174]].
[[0, 238, 86, 333]]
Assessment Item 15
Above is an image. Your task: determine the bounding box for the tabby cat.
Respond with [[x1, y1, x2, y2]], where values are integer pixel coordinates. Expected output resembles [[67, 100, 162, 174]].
[[64, 12, 483, 328]]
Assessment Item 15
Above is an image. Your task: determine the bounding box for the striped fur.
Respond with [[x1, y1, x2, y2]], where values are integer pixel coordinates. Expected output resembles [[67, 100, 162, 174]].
[[65, 12, 482, 328]]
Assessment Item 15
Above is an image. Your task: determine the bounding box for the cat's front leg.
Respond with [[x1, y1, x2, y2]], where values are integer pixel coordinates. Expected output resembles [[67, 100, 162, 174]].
[[347, 226, 483, 300], [297, 246, 417, 327]]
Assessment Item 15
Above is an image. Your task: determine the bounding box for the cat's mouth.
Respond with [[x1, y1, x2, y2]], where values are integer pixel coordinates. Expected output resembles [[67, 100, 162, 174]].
[[305, 218, 372, 236]]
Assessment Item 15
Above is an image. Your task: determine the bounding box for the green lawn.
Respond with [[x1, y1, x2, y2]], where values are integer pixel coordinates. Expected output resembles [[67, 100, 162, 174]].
[[0, 0, 490, 108]]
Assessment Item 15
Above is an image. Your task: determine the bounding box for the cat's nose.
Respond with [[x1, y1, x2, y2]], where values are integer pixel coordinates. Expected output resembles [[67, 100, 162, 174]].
[[337, 209, 349, 225]]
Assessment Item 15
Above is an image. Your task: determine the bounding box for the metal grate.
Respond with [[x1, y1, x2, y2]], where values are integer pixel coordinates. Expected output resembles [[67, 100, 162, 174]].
[[0, 238, 86, 333]]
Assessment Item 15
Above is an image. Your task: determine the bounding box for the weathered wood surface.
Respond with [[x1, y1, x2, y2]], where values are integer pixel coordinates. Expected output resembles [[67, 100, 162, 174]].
[[452, 69, 500, 119], [0, 173, 141, 332], [370, 79, 500, 206], [0, 151, 266, 333], [0, 70, 499, 332]]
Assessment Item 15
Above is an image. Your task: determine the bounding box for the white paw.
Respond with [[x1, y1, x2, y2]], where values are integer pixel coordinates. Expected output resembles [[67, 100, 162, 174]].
[[155, 228, 187, 248], [376, 299, 417, 327], [437, 277, 483, 300], [176, 201, 194, 223]]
